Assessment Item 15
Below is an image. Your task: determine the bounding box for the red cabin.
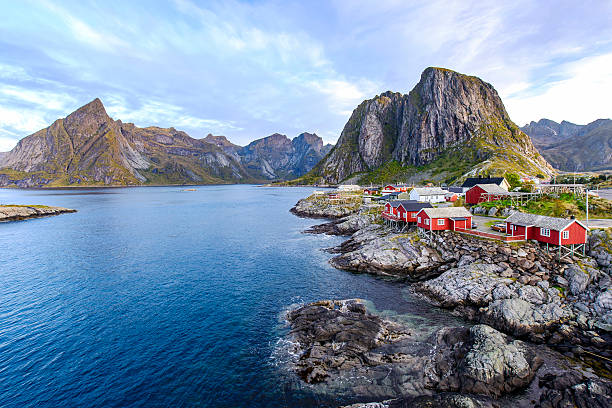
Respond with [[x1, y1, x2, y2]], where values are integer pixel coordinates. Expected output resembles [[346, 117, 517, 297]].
[[505, 212, 588, 246], [465, 184, 509, 205], [382, 200, 433, 222], [416, 207, 472, 231]]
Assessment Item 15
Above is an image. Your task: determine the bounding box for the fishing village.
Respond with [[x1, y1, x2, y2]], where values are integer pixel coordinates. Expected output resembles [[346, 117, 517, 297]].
[[287, 176, 612, 407]]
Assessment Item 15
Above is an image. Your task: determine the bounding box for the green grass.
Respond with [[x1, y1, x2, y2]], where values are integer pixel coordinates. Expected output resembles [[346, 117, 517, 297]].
[[475, 193, 612, 219]]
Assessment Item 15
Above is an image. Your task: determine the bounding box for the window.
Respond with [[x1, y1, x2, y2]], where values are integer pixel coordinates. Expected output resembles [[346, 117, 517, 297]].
[[563, 230, 569, 239], [437, 219, 445, 225], [418, 217, 421, 223], [425, 218, 430, 225], [540, 228, 550, 237]]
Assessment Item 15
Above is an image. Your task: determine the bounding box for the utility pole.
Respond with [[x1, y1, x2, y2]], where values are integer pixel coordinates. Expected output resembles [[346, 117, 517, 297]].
[[586, 189, 589, 227]]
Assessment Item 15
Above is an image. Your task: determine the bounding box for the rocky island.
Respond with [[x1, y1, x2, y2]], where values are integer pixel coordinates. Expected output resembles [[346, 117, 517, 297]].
[[0, 205, 77, 222], [285, 194, 612, 407]]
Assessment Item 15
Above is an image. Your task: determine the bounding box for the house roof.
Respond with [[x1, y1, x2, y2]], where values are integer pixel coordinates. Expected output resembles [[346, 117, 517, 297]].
[[446, 187, 465, 193], [377, 193, 400, 200], [411, 187, 449, 196], [418, 207, 472, 219], [473, 183, 509, 194], [389, 200, 434, 211], [505, 212, 588, 231], [462, 177, 506, 188]]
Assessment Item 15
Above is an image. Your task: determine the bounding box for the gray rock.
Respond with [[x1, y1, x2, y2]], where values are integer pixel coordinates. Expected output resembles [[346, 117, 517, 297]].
[[481, 298, 571, 341], [518, 285, 547, 305], [564, 264, 591, 295]]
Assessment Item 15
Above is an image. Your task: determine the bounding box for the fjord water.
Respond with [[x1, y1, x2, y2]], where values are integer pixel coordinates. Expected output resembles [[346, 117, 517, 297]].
[[0, 185, 461, 407]]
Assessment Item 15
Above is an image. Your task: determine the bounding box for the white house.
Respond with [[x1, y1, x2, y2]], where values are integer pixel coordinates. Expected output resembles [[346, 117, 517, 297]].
[[337, 184, 361, 192], [409, 187, 450, 203]]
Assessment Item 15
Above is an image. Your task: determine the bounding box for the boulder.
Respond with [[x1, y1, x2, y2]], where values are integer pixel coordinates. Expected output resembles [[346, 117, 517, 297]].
[[481, 298, 571, 342], [454, 325, 541, 397]]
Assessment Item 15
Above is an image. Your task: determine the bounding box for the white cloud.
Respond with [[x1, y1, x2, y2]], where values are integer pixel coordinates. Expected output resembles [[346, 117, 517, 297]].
[[0, 106, 49, 135], [0, 137, 18, 152], [38, 0, 128, 53], [0, 85, 77, 112], [505, 53, 612, 125], [104, 97, 242, 134]]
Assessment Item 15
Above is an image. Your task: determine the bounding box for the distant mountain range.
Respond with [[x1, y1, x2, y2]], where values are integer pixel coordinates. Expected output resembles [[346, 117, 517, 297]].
[[0, 99, 332, 187], [521, 119, 612, 171], [297, 67, 553, 185]]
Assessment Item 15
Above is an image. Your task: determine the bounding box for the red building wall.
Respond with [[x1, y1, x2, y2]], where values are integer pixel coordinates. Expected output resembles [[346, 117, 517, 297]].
[[507, 221, 587, 245], [465, 186, 485, 204], [561, 221, 588, 245]]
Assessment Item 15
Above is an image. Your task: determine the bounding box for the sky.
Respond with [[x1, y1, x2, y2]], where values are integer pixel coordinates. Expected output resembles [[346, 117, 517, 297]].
[[1, 0, 611, 152]]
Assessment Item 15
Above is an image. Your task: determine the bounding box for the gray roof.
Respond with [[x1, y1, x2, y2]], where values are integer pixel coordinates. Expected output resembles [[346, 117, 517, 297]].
[[411, 187, 449, 196], [389, 200, 434, 211], [446, 187, 465, 193], [474, 183, 508, 194], [419, 207, 472, 219], [505, 212, 588, 231], [462, 177, 506, 188]]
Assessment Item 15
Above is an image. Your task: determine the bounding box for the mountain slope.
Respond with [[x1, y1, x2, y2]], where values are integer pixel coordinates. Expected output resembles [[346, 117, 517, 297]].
[[521, 119, 612, 171], [302, 67, 552, 184], [0, 100, 331, 187], [203, 132, 332, 180], [0, 99, 256, 187]]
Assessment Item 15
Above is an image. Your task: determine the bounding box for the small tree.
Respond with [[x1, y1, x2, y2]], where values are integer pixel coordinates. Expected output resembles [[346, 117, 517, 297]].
[[504, 172, 521, 189]]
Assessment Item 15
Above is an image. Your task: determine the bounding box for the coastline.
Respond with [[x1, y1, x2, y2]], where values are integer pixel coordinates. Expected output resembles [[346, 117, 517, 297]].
[[0, 205, 77, 222], [285, 193, 612, 407]]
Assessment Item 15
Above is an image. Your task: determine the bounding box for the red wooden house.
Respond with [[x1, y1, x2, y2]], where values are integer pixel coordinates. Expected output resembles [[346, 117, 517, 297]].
[[416, 207, 473, 233], [465, 184, 509, 204], [364, 188, 380, 195], [505, 212, 588, 243], [383, 200, 433, 222]]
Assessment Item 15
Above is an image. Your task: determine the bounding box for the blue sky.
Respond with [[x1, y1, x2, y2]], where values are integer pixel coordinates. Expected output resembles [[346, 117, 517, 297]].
[[1, 0, 611, 151]]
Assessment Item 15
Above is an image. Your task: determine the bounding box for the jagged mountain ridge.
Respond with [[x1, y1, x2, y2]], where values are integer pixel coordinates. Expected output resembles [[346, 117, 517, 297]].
[[302, 67, 553, 184], [0, 99, 331, 187], [521, 119, 612, 171]]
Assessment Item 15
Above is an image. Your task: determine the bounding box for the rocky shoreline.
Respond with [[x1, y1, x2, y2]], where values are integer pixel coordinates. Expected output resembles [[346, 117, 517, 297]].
[[0, 205, 77, 222], [286, 196, 612, 407]]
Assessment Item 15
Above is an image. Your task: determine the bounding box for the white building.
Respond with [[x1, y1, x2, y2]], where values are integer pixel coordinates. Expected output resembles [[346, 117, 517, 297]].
[[337, 184, 361, 192], [409, 187, 450, 203]]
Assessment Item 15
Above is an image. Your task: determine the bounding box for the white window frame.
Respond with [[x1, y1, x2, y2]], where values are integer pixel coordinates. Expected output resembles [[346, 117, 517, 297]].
[[418, 216, 421, 223], [437, 219, 445, 225], [540, 227, 550, 237], [562, 230, 569, 240], [425, 218, 430, 225]]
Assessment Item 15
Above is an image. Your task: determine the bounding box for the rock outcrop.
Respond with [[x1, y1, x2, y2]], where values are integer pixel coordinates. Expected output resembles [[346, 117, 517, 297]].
[[0, 205, 76, 221], [282, 299, 611, 406], [305, 67, 552, 184]]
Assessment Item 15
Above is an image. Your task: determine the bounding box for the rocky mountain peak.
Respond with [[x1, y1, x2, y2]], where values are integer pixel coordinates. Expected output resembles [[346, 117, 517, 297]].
[[63, 98, 113, 137], [202, 134, 238, 148], [306, 67, 551, 184]]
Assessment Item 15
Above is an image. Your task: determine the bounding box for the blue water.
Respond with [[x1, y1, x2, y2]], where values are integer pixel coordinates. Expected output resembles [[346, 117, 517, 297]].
[[0, 185, 462, 407]]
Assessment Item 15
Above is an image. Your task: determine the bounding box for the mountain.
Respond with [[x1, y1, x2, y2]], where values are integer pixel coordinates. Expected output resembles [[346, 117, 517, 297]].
[[0, 99, 330, 187], [239, 132, 333, 180], [521, 119, 612, 171], [299, 67, 553, 185]]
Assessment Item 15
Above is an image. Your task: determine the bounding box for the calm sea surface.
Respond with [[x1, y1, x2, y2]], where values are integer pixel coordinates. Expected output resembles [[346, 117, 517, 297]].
[[0, 185, 463, 407]]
